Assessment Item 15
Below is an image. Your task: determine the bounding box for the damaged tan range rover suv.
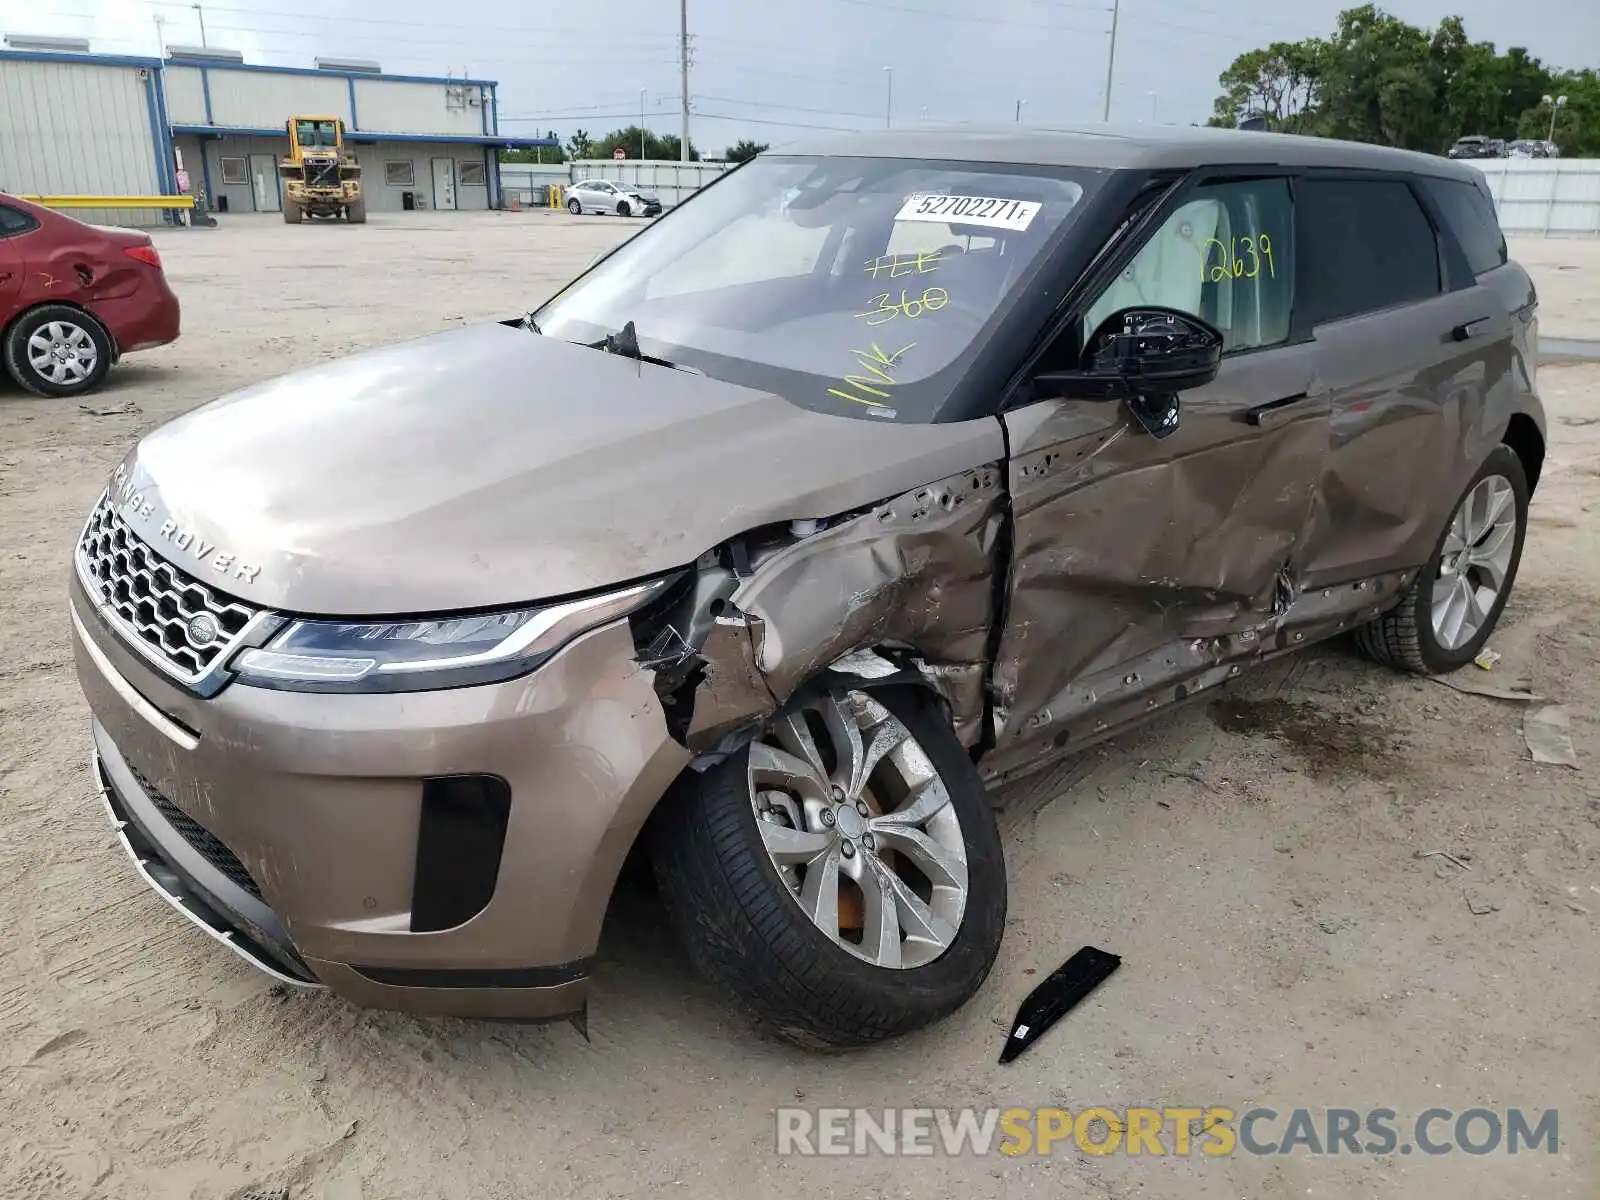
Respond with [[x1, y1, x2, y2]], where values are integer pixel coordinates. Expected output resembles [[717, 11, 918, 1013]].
[[69, 126, 1545, 1047]]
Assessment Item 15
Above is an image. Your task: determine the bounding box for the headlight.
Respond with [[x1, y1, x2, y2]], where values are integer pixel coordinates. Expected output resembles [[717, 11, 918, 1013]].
[[231, 577, 670, 693]]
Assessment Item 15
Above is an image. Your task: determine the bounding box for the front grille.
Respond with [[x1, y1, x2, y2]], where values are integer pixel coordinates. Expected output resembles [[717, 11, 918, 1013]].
[[76, 495, 260, 683], [129, 765, 264, 900], [306, 159, 340, 188]]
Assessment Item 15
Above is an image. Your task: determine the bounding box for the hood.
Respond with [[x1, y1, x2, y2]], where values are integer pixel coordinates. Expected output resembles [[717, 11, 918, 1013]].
[[114, 323, 1000, 615]]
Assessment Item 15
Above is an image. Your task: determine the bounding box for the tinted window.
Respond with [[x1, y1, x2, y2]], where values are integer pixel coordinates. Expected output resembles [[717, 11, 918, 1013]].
[[1085, 177, 1295, 353], [1421, 177, 1507, 276], [0, 203, 40, 237], [1299, 179, 1440, 325]]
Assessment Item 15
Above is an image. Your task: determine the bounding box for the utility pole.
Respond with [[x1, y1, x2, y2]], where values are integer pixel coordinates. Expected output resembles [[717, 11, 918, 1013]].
[[678, 0, 691, 161], [640, 89, 647, 160], [192, 3, 208, 48], [1101, 0, 1119, 122], [884, 67, 893, 128], [1015, 98, 1025, 124]]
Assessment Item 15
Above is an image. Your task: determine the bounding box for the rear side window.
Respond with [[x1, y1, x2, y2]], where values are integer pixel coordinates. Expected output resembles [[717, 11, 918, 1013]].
[[0, 203, 40, 237], [1298, 179, 1440, 325], [1420, 177, 1507, 276]]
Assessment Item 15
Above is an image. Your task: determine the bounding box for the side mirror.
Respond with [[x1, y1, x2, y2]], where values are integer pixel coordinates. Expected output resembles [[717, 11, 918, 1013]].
[[1032, 307, 1224, 439]]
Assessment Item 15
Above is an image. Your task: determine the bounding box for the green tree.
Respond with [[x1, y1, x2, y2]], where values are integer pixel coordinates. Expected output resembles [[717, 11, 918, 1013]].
[[566, 129, 595, 160], [1209, 40, 1324, 131], [723, 138, 769, 164], [585, 127, 702, 161], [501, 131, 566, 164]]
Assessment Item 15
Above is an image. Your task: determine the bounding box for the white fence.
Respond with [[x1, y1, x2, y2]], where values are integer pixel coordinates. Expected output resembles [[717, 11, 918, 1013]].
[[1464, 158, 1600, 236], [499, 158, 731, 210]]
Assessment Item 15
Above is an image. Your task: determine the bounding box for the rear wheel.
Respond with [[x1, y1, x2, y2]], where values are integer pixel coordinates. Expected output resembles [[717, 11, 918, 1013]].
[[1354, 444, 1529, 673], [347, 198, 367, 224], [567, 198, 582, 215], [3, 305, 113, 398], [284, 205, 302, 224], [651, 685, 1007, 1047]]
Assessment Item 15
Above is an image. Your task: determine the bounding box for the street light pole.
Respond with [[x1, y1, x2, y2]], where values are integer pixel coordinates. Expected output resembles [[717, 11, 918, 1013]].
[[640, 89, 647, 160], [1101, 0, 1119, 121], [1015, 98, 1025, 123], [1544, 93, 1567, 142], [884, 67, 893, 129], [1148, 90, 1158, 123]]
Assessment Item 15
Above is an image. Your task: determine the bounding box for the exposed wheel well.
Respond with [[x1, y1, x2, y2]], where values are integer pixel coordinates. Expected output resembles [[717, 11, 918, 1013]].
[[1503, 413, 1545, 495], [2, 301, 118, 361]]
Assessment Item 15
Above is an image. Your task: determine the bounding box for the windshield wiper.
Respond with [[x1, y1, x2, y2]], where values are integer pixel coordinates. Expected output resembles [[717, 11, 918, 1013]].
[[584, 320, 700, 373]]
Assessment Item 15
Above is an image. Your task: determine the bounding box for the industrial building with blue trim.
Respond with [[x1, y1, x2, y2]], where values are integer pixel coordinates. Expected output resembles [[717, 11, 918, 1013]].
[[0, 36, 557, 226]]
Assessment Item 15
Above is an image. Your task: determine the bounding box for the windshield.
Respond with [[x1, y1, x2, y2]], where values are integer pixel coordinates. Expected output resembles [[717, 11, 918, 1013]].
[[533, 155, 1104, 422], [295, 120, 339, 149]]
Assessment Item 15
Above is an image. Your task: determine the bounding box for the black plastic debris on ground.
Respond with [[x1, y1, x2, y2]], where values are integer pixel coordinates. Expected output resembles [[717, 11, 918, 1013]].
[[999, 945, 1122, 1064]]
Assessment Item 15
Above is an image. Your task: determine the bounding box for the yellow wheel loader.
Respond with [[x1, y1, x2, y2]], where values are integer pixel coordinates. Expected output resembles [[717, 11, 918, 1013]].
[[278, 116, 365, 224]]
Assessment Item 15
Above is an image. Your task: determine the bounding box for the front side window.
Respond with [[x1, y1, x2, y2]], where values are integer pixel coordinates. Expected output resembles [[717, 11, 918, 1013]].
[[535, 155, 1104, 423], [1298, 178, 1441, 325], [1083, 177, 1295, 353]]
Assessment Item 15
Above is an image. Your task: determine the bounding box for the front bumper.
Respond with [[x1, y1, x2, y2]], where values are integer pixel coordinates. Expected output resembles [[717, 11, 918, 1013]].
[[69, 575, 691, 1020]]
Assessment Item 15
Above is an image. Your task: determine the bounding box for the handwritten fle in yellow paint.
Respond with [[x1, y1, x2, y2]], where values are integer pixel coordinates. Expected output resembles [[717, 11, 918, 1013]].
[[827, 342, 916, 409], [863, 249, 943, 279]]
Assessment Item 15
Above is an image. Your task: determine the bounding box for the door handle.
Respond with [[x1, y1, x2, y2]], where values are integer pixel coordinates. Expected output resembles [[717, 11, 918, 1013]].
[[1242, 392, 1312, 427], [1451, 317, 1494, 342]]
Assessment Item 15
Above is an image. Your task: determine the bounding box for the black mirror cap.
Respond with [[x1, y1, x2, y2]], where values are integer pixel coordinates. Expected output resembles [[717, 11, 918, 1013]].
[[1083, 306, 1224, 393]]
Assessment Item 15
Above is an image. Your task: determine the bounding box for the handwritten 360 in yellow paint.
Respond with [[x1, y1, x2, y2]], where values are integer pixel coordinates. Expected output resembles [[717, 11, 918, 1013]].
[[827, 342, 916, 408], [858, 287, 950, 326], [1201, 234, 1276, 282]]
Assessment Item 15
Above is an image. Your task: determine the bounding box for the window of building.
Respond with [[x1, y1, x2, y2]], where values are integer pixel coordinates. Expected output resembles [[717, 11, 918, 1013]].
[[1084, 176, 1296, 353], [1419, 177, 1507, 277], [459, 160, 486, 186], [219, 156, 249, 186], [1297, 179, 1442, 325], [384, 161, 415, 187]]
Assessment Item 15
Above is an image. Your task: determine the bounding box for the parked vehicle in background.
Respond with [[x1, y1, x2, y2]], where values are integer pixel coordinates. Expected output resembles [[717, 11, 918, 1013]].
[[278, 116, 364, 224], [1448, 135, 1507, 159], [69, 126, 1544, 1048], [0, 194, 180, 398], [1539, 140, 1561, 157], [565, 178, 663, 217]]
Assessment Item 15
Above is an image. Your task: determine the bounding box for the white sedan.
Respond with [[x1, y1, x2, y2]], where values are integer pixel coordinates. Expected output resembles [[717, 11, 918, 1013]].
[[564, 179, 662, 217]]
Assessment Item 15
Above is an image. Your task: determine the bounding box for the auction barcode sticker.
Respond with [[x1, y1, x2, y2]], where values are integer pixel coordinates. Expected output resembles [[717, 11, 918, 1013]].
[[895, 193, 1041, 231]]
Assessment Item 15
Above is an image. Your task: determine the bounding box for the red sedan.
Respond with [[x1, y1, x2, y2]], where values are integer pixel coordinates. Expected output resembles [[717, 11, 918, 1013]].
[[1, 193, 180, 397]]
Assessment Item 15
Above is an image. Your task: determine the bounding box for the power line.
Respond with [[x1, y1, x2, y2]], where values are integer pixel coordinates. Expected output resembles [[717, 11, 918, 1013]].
[[697, 93, 882, 121], [693, 111, 871, 133]]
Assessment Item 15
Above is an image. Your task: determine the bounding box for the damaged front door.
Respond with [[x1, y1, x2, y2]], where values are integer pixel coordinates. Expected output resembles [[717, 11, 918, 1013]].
[[989, 173, 1328, 768]]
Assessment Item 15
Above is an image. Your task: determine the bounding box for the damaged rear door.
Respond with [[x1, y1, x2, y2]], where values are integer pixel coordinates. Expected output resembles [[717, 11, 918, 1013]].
[[988, 172, 1328, 767]]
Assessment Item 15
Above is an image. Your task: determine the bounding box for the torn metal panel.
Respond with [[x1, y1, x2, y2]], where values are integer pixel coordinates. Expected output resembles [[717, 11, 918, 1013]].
[[633, 465, 1005, 757], [993, 344, 1328, 756], [726, 466, 1004, 745]]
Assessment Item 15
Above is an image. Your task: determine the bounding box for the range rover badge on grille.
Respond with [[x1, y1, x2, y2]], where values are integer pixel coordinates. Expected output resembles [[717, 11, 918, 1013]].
[[185, 612, 221, 650]]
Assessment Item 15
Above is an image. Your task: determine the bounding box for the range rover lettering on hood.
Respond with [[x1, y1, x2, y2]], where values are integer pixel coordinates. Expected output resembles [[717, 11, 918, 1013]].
[[111, 462, 263, 584]]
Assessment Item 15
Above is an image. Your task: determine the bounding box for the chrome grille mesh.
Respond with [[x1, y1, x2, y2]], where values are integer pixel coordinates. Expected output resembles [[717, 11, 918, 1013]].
[[76, 496, 259, 682]]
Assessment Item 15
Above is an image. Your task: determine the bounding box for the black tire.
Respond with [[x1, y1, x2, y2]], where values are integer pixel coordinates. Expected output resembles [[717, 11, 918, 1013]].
[[284, 205, 302, 224], [650, 684, 1007, 1047], [617, 200, 631, 218], [1354, 444, 1529, 674], [347, 198, 367, 224], [567, 198, 582, 215], [3, 305, 114, 398]]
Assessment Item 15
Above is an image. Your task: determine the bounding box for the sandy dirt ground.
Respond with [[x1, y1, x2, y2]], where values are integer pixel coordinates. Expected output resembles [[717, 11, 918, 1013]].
[[1, 214, 1597, 1199]]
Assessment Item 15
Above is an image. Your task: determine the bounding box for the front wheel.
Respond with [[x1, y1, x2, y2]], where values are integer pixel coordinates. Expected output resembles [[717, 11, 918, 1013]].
[[346, 198, 366, 223], [616, 200, 631, 218], [651, 685, 1007, 1047], [1354, 444, 1529, 673]]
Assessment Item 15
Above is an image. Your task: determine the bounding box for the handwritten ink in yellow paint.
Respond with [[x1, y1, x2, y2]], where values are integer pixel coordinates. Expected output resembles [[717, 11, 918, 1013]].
[[858, 286, 951, 326], [1201, 234, 1276, 283], [827, 341, 916, 408], [863, 249, 942, 280]]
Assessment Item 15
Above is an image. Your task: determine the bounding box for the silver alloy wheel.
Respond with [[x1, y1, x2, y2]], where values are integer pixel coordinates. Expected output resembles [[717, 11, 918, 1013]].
[[747, 690, 968, 969], [26, 319, 98, 386], [1432, 473, 1518, 651]]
